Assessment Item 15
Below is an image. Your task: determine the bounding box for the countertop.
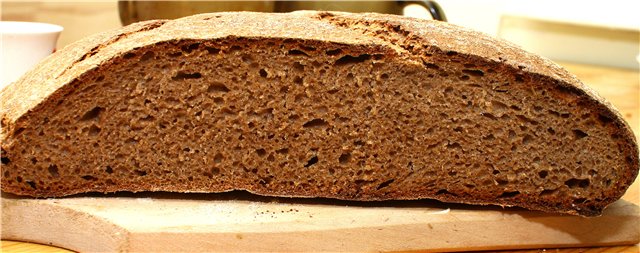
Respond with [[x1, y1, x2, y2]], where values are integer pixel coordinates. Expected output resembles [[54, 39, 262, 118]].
[[2, 62, 639, 252]]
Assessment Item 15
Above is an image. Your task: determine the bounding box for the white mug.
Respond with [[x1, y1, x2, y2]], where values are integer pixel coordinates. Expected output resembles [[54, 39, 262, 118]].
[[1, 21, 63, 90]]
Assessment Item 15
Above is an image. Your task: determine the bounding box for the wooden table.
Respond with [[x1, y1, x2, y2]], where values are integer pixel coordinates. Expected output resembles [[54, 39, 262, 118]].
[[2, 62, 639, 252]]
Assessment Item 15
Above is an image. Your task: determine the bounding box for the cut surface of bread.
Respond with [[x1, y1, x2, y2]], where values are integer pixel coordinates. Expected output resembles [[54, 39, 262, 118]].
[[1, 11, 638, 216]]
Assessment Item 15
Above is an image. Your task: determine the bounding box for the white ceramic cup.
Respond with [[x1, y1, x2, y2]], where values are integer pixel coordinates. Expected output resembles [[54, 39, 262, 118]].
[[1, 21, 63, 90]]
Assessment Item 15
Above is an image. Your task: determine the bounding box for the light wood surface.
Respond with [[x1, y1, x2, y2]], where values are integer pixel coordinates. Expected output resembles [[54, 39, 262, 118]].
[[1, 62, 639, 252]]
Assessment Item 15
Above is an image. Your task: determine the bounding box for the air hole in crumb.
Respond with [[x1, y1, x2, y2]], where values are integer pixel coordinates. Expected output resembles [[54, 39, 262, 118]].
[[293, 62, 305, 72], [482, 113, 497, 120], [81, 175, 95, 180], [462, 69, 484, 77], [424, 62, 439, 70], [598, 114, 613, 124], [288, 114, 300, 122], [483, 134, 495, 140], [134, 170, 148, 176], [303, 118, 329, 128], [95, 75, 105, 82], [435, 189, 457, 196], [123, 52, 136, 59], [181, 43, 200, 54], [565, 178, 590, 189], [345, 73, 355, 81], [338, 153, 351, 164], [325, 48, 342, 55], [1, 156, 10, 165], [259, 69, 268, 78], [88, 125, 101, 136], [211, 167, 221, 175], [205, 46, 220, 54], [276, 148, 289, 154], [304, 156, 319, 167], [377, 179, 395, 190], [538, 170, 548, 178], [459, 75, 470, 81], [30, 157, 37, 164], [241, 54, 253, 63], [279, 86, 289, 94], [446, 51, 457, 56], [105, 166, 113, 174], [301, 45, 316, 51], [522, 134, 533, 145], [256, 148, 267, 157], [547, 127, 556, 135], [380, 73, 389, 79], [140, 51, 155, 61], [172, 71, 202, 81], [497, 191, 520, 198], [540, 189, 556, 196], [572, 129, 588, 139], [533, 156, 541, 163], [47, 164, 59, 177], [26, 181, 37, 189], [496, 179, 508, 185], [515, 74, 525, 83], [80, 106, 104, 121], [334, 54, 371, 66], [207, 82, 230, 93], [214, 153, 223, 163]]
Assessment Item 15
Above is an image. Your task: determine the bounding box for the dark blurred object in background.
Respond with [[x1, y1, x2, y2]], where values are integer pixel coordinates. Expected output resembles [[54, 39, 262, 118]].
[[118, 1, 445, 26], [118, 1, 275, 25]]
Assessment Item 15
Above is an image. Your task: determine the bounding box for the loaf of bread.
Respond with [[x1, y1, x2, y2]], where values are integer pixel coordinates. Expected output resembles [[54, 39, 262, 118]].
[[1, 12, 637, 216]]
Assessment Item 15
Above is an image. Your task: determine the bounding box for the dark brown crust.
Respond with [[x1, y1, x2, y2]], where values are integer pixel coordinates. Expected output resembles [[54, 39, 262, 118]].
[[1, 11, 637, 216]]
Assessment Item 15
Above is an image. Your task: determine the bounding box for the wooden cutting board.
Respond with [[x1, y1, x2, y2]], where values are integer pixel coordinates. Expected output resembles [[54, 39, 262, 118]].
[[1, 191, 638, 252]]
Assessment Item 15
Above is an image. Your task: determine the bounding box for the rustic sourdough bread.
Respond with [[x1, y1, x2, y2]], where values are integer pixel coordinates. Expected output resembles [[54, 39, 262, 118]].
[[1, 12, 637, 216]]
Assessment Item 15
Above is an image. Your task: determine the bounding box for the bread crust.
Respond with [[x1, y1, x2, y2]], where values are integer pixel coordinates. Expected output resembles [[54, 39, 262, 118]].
[[1, 11, 637, 216]]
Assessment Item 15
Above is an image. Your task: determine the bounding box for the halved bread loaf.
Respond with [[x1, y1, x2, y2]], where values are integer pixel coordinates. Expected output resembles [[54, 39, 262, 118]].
[[1, 11, 637, 216]]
